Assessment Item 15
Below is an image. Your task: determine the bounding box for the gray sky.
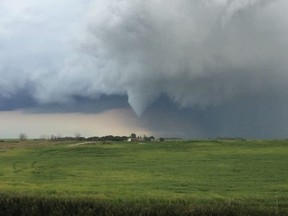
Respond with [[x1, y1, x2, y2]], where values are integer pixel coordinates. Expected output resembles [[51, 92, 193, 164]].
[[1, 0, 288, 139]]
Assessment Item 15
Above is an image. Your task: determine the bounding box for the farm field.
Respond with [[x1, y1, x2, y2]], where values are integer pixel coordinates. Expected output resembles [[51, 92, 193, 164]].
[[0, 139, 287, 215]]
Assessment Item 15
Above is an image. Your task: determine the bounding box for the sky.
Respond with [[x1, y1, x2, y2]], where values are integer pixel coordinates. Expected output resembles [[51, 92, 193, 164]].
[[1, 0, 288, 139]]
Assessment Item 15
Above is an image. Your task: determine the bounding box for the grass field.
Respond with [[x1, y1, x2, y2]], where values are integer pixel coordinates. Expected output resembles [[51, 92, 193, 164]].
[[0, 139, 287, 215]]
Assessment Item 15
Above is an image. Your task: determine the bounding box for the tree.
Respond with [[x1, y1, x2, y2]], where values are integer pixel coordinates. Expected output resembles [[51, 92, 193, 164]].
[[130, 133, 136, 138], [19, 133, 27, 141], [159, 137, 165, 142]]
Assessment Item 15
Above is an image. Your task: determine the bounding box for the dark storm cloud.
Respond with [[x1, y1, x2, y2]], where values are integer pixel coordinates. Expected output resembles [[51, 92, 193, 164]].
[[27, 95, 129, 114], [1, 0, 288, 138], [0, 90, 36, 111], [78, 0, 288, 116]]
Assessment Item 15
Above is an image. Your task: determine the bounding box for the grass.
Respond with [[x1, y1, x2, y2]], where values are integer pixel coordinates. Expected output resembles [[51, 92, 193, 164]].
[[0, 139, 288, 215]]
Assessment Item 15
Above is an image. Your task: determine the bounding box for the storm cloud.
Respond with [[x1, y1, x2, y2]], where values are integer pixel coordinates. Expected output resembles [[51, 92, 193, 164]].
[[1, 0, 288, 138]]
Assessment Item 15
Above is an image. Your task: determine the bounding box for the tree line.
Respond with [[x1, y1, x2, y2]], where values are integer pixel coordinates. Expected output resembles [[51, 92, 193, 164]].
[[18, 133, 163, 142]]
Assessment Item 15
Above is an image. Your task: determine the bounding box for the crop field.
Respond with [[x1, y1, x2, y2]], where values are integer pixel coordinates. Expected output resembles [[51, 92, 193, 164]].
[[0, 139, 287, 215]]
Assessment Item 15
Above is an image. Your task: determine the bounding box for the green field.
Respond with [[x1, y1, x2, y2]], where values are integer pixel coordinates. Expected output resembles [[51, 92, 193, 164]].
[[0, 139, 288, 215]]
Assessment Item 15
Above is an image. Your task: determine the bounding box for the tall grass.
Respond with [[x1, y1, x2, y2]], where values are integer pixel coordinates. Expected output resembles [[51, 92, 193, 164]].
[[0, 193, 286, 216]]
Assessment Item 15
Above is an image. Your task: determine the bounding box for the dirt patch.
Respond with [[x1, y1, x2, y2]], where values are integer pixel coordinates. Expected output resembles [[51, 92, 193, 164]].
[[67, 141, 97, 147]]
